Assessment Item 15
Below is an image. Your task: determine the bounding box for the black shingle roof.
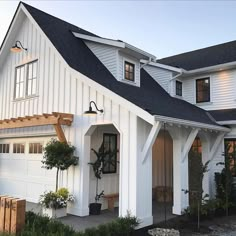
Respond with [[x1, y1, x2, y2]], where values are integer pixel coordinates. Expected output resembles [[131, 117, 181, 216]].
[[157, 41, 236, 71], [210, 109, 236, 122], [22, 2, 220, 127]]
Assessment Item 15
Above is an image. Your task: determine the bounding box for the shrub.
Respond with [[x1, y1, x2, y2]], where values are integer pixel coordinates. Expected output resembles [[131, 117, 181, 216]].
[[0, 211, 139, 236]]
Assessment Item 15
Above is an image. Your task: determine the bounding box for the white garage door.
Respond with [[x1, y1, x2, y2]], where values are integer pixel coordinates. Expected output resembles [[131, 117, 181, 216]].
[[0, 136, 56, 203]]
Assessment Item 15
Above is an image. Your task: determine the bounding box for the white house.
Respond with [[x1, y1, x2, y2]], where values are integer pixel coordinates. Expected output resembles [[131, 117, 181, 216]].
[[0, 2, 233, 229]]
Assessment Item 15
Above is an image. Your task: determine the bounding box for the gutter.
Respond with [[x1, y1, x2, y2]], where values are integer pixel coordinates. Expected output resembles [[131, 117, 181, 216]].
[[154, 115, 230, 132]]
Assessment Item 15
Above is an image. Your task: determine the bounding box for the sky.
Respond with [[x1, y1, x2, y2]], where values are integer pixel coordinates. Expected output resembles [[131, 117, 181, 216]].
[[1, 0, 236, 59]]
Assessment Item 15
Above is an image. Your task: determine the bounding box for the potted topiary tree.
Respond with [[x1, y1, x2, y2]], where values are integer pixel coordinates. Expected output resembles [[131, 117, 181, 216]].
[[40, 138, 79, 218], [88, 142, 118, 215]]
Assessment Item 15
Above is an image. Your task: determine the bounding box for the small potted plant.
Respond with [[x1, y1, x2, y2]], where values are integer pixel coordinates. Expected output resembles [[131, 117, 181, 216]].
[[39, 187, 75, 218], [88, 142, 118, 215]]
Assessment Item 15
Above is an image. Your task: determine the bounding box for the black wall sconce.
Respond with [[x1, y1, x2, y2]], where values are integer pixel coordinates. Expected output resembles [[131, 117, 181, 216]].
[[84, 101, 104, 116], [10, 40, 27, 53]]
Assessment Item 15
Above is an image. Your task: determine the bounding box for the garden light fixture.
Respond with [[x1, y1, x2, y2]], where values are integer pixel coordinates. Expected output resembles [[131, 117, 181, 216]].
[[84, 101, 103, 116], [10, 41, 27, 53]]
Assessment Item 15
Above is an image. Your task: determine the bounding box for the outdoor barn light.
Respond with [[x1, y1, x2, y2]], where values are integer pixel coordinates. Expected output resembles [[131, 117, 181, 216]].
[[10, 41, 27, 53], [84, 101, 103, 116]]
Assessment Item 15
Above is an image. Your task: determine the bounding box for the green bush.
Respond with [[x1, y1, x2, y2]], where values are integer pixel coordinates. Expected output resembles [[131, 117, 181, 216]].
[[0, 211, 139, 236]]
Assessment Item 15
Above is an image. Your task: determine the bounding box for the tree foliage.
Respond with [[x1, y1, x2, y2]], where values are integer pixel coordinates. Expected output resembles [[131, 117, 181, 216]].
[[42, 139, 78, 191]]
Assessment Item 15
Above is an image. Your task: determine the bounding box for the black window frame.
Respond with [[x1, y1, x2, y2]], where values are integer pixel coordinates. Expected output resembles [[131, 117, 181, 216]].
[[102, 133, 117, 174], [124, 61, 135, 82], [196, 77, 210, 103], [176, 80, 182, 96]]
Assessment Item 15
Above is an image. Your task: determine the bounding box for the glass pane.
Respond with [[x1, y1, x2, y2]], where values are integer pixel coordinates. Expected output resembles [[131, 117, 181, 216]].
[[20, 67, 25, 82], [29, 143, 33, 153], [38, 144, 43, 153], [20, 144, 25, 153], [28, 64, 33, 79], [16, 68, 20, 83], [28, 80, 32, 96], [33, 62, 37, 78], [6, 144, 9, 153], [0, 144, 2, 153], [19, 82, 24, 98], [32, 79, 37, 95], [13, 144, 16, 153]]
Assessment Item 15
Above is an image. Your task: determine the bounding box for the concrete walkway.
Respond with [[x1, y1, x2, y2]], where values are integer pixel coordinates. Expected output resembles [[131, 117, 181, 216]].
[[59, 201, 175, 232]]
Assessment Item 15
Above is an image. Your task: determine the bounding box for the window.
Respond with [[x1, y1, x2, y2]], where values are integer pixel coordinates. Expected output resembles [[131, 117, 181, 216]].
[[14, 60, 38, 99], [13, 143, 25, 154], [102, 133, 117, 174], [176, 81, 182, 96], [124, 61, 135, 81], [225, 139, 236, 176], [196, 78, 210, 103], [0, 144, 10, 153], [29, 143, 43, 154]]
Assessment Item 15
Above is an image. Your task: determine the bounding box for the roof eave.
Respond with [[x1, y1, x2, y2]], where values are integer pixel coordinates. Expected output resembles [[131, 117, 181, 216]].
[[154, 115, 230, 132], [181, 61, 236, 77], [140, 59, 184, 73]]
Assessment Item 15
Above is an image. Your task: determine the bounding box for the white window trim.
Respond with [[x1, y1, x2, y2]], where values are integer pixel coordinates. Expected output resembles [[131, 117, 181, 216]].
[[194, 75, 212, 105], [14, 59, 39, 101], [175, 80, 183, 97], [122, 58, 136, 84]]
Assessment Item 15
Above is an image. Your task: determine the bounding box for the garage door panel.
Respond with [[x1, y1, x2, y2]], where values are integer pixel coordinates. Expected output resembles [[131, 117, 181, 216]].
[[28, 160, 46, 177], [0, 137, 56, 201], [0, 159, 27, 176], [0, 178, 26, 197]]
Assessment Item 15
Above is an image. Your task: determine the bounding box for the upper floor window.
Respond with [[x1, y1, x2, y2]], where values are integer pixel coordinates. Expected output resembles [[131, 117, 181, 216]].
[[176, 81, 182, 96], [124, 61, 135, 81], [14, 60, 38, 99], [196, 78, 210, 103]]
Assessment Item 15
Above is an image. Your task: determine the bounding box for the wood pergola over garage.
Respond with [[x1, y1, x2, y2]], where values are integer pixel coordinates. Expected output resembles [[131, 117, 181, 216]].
[[0, 112, 73, 142]]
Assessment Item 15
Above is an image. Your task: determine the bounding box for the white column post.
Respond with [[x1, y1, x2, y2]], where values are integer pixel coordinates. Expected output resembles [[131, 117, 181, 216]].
[[172, 137, 189, 214], [201, 138, 210, 198], [77, 134, 91, 216]]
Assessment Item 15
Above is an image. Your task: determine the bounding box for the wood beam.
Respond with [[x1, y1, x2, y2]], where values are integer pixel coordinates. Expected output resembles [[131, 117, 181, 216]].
[[209, 133, 225, 161], [182, 128, 199, 162], [53, 124, 67, 143], [0, 113, 73, 130], [141, 121, 162, 164]]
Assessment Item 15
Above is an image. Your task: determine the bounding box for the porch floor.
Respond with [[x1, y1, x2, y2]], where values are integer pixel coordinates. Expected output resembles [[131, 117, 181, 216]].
[[59, 201, 175, 232]]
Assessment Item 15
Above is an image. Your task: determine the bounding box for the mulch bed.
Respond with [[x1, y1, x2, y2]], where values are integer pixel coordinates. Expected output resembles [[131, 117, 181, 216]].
[[132, 212, 236, 236]]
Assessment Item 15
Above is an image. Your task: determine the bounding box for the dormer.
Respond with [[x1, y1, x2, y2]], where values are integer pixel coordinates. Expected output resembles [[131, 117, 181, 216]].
[[72, 32, 156, 87]]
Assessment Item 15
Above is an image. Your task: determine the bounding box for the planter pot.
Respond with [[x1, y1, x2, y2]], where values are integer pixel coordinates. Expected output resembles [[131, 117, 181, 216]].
[[42, 207, 67, 218], [89, 203, 102, 215]]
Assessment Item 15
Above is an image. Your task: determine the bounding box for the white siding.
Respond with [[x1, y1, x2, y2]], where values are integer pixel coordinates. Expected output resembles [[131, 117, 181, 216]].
[[85, 41, 118, 79], [182, 70, 236, 110], [144, 65, 173, 93]]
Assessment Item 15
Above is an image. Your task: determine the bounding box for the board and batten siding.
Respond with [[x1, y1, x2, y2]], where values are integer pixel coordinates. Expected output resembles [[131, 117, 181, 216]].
[[144, 65, 173, 93], [182, 69, 236, 110], [84, 41, 118, 79], [0, 10, 155, 226]]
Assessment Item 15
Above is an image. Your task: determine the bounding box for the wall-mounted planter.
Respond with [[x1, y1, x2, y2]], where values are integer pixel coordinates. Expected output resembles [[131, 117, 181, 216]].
[[42, 207, 67, 218]]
